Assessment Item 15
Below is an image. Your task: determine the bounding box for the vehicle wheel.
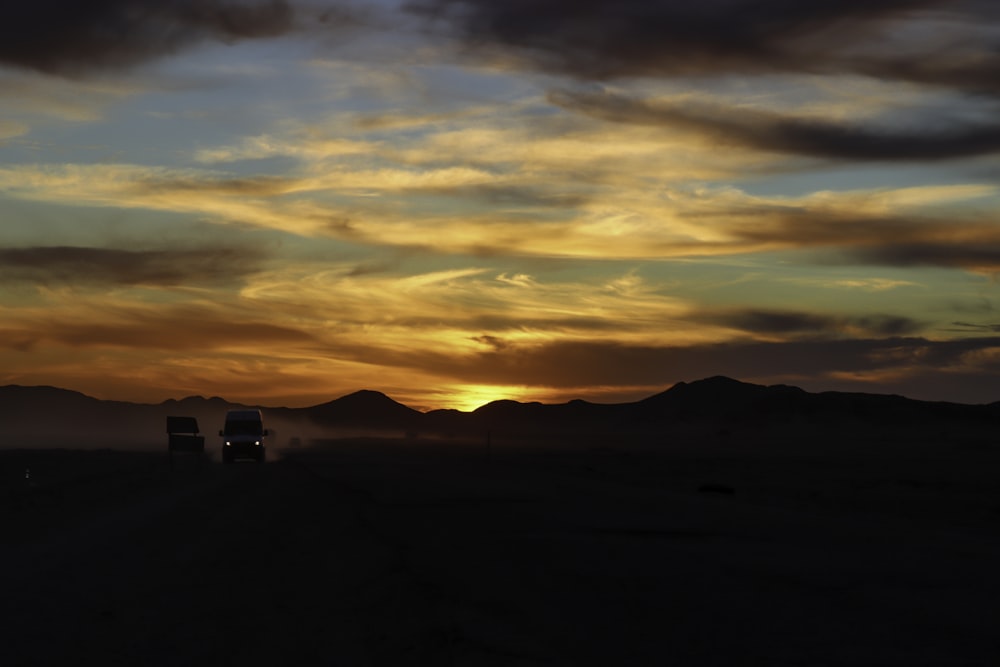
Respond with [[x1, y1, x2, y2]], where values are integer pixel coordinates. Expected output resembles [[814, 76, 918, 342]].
[[222, 450, 233, 464]]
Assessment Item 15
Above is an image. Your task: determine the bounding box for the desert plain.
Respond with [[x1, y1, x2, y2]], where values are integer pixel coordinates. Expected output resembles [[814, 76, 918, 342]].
[[3, 422, 1000, 666]]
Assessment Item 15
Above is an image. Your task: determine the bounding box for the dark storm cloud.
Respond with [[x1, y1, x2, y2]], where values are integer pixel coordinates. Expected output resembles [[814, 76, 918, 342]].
[[670, 199, 1000, 273], [853, 316, 925, 337], [136, 174, 295, 196], [725, 209, 924, 248], [699, 309, 924, 337], [0, 0, 295, 75], [396, 336, 1000, 391], [855, 48, 1000, 98], [0, 245, 266, 286], [851, 243, 1000, 271], [407, 0, 1000, 91], [550, 89, 1000, 161], [821, 241, 1000, 274], [949, 321, 1000, 333], [0, 305, 315, 351], [8, 0, 998, 91]]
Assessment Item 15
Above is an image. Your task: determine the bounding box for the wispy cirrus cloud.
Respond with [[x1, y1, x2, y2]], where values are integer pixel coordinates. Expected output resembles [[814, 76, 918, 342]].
[[0, 69, 147, 136], [193, 133, 373, 164], [0, 242, 990, 405], [4, 0, 1000, 411], [2, 160, 998, 270], [0, 119, 29, 140], [239, 265, 699, 351], [0, 264, 687, 404]]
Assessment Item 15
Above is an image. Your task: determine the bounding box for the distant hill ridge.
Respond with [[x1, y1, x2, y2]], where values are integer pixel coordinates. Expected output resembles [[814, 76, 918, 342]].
[[1, 377, 997, 444]]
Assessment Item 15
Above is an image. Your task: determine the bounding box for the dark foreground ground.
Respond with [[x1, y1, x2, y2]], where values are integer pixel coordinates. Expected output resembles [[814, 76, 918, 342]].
[[2, 434, 1000, 665]]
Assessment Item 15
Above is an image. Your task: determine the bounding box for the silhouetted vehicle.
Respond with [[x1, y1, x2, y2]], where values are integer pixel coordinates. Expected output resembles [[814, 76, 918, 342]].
[[167, 416, 205, 452], [220, 409, 267, 463], [166, 416, 205, 466]]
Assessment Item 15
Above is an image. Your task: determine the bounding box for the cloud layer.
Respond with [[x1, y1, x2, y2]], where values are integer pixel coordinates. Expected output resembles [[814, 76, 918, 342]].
[[0, 245, 266, 286], [407, 0, 1000, 91], [2, 0, 1000, 408], [550, 89, 1000, 162], [0, 0, 295, 75]]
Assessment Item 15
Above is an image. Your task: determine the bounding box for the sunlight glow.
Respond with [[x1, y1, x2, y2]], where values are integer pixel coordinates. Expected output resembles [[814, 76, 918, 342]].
[[441, 384, 541, 412]]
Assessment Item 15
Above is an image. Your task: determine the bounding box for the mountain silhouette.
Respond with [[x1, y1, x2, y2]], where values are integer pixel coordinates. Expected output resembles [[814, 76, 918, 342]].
[[304, 390, 423, 429], [634, 376, 812, 422], [460, 376, 1000, 435], [1, 376, 998, 448]]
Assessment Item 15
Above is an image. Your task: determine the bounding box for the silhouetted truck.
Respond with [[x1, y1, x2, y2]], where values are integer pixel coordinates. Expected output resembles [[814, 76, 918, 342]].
[[220, 409, 268, 463], [166, 416, 205, 456]]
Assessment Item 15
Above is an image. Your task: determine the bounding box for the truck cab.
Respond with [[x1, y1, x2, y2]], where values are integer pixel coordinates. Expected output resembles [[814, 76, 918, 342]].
[[220, 409, 268, 463]]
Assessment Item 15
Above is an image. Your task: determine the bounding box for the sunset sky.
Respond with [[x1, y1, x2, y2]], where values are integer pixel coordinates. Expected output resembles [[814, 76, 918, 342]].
[[3, 0, 1000, 410]]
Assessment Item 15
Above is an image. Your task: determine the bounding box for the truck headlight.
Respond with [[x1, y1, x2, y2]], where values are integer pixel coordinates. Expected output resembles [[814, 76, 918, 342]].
[[255, 440, 260, 446], [225, 441, 231, 446]]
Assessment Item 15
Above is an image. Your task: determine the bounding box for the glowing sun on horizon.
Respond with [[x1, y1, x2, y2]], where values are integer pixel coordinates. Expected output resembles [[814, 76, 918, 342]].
[[446, 384, 536, 412]]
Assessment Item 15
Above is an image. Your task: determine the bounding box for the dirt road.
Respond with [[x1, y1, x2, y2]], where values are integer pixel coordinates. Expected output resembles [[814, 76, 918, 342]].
[[3, 443, 1000, 665]]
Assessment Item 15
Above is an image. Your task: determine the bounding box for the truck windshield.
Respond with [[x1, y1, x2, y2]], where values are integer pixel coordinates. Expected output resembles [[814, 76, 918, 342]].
[[226, 420, 262, 435]]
